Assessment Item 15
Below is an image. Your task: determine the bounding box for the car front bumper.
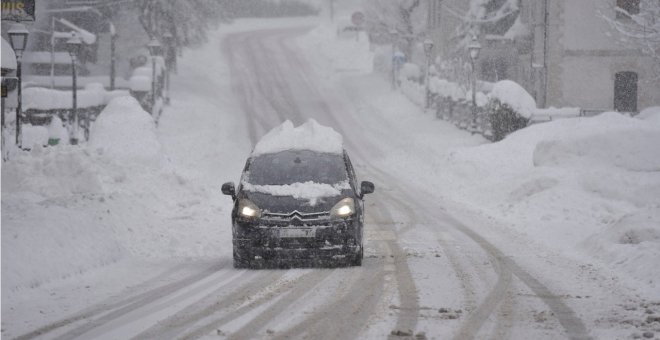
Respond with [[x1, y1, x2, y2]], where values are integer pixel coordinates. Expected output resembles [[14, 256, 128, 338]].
[[232, 218, 362, 264]]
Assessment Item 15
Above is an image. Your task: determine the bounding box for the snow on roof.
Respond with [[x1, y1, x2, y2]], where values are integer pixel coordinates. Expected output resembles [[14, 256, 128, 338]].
[[252, 119, 344, 156], [2, 38, 17, 70], [23, 85, 106, 110], [489, 80, 537, 118]]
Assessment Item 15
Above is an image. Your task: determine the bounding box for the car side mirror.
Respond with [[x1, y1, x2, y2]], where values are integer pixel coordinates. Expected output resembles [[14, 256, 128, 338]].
[[222, 182, 236, 200], [360, 181, 375, 198]]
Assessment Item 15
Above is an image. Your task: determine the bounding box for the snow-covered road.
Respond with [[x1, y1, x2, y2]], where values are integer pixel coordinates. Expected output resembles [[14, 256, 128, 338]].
[[4, 19, 658, 340]]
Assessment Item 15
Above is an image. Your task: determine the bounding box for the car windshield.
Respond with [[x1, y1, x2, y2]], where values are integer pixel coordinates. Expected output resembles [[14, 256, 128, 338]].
[[246, 150, 348, 186]]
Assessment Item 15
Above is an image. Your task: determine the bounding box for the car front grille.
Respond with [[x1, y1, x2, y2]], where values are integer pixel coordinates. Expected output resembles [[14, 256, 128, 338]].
[[261, 210, 330, 223]]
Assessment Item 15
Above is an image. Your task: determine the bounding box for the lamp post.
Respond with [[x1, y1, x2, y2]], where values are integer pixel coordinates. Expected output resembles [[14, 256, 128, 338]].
[[467, 36, 482, 133], [423, 38, 434, 110], [390, 28, 399, 90], [109, 23, 117, 90], [162, 32, 173, 105], [147, 38, 162, 117], [67, 33, 83, 144], [8, 23, 29, 148]]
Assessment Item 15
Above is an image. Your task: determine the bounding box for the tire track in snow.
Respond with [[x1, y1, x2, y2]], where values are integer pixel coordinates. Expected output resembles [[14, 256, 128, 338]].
[[11, 262, 228, 340], [136, 270, 287, 339], [366, 165, 589, 339], [178, 270, 329, 339], [333, 69, 590, 338]]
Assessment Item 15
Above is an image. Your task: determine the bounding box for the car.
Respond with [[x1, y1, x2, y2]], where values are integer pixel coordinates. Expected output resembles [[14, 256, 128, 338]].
[[221, 120, 375, 269]]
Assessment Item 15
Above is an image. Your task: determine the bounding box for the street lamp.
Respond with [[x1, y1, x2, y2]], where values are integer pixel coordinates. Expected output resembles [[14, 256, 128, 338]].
[[147, 38, 162, 117], [109, 22, 117, 90], [66, 33, 82, 144], [390, 28, 399, 90], [8, 23, 29, 148], [162, 32, 173, 104], [467, 36, 482, 133], [423, 38, 434, 110]]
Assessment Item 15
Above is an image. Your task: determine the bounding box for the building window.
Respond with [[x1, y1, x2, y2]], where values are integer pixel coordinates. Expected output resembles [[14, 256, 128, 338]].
[[616, 0, 640, 19], [614, 71, 638, 112]]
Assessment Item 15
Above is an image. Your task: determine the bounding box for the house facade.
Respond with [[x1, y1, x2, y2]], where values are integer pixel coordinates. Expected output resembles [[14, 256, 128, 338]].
[[428, 0, 660, 112]]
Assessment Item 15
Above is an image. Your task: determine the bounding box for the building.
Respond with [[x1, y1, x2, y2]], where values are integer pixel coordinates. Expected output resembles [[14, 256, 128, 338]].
[[428, 0, 660, 112]]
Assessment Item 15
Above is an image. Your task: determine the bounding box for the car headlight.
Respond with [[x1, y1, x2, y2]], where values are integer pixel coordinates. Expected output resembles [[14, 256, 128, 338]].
[[330, 197, 355, 218], [238, 199, 261, 219]]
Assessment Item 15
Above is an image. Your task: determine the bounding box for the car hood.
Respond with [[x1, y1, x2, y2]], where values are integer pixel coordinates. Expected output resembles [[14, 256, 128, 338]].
[[243, 190, 353, 214]]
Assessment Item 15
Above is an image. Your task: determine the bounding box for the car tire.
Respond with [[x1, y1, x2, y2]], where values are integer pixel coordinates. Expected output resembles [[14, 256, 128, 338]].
[[233, 247, 251, 269], [351, 246, 363, 266]]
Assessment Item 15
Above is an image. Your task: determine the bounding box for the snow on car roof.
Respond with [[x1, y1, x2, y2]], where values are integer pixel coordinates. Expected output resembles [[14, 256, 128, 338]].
[[252, 119, 344, 156]]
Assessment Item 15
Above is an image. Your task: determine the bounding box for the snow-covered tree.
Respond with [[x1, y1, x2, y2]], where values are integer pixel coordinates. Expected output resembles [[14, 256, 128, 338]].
[[453, 0, 519, 47], [362, 0, 428, 58], [602, 0, 660, 76], [137, 0, 231, 48]]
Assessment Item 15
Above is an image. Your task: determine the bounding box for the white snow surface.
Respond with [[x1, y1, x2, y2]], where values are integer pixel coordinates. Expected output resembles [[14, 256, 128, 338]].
[[252, 119, 344, 156], [3, 16, 660, 339], [638, 106, 660, 124], [489, 79, 537, 118]]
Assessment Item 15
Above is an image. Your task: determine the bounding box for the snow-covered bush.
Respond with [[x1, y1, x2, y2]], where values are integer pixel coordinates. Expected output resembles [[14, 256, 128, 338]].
[[488, 80, 535, 141], [488, 99, 530, 141]]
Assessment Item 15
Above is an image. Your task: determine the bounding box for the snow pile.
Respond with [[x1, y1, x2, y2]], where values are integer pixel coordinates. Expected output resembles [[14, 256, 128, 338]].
[[489, 80, 537, 118], [252, 119, 344, 156], [2, 146, 103, 199], [533, 112, 660, 171], [447, 112, 660, 294], [89, 96, 163, 166], [1, 146, 116, 292], [638, 106, 660, 124], [20, 125, 49, 148], [242, 181, 350, 205]]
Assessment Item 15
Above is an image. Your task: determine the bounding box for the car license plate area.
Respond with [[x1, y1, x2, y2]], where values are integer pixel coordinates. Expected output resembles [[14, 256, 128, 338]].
[[278, 228, 316, 238]]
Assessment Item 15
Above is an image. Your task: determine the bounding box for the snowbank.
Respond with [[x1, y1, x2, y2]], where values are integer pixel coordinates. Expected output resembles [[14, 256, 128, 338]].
[[638, 106, 660, 125], [533, 113, 660, 172], [89, 96, 163, 166], [252, 119, 344, 156], [448, 112, 660, 295], [489, 80, 537, 118]]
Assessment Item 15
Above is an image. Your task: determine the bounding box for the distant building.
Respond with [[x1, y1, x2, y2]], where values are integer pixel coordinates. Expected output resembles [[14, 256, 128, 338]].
[[428, 0, 660, 111]]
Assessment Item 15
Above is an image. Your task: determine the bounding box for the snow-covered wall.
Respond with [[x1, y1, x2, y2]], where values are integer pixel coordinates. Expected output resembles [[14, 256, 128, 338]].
[[546, 0, 660, 110]]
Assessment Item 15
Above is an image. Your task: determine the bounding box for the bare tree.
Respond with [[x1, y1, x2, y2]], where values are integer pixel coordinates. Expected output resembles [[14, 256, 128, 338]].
[[602, 0, 660, 76]]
